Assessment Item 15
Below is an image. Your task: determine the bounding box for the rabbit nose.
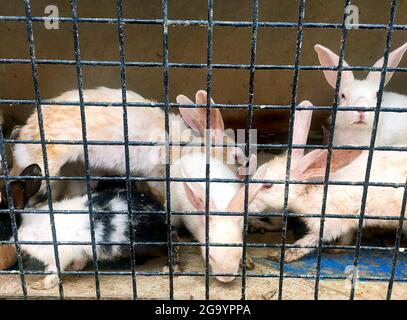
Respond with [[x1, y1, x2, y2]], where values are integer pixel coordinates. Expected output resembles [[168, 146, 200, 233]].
[[353, 111, 366, 123], [358, 112, 366, 122]]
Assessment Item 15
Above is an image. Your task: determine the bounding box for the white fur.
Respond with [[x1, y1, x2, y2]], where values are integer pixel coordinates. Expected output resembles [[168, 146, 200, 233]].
[[171, 152, 243, 281], [13, 87, 243, 201], [11, 88, 247, 286], [315, 43, 407, 147], [251, 150, 407, 262], [334, 81, 407, 146], [16, 195, 129, 289]]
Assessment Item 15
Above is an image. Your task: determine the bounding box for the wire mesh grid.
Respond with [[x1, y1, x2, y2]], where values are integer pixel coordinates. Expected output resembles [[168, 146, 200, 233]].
[[0, 0, 405, 300]]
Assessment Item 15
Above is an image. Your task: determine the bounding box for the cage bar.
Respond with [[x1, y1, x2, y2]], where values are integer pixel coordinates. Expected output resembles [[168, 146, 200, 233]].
[[0, 0, 404, 301]]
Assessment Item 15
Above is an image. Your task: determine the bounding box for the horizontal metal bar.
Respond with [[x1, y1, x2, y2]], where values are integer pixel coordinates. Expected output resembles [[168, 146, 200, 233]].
[[0, 239, 404, 253], [0, 269, 404, 283], [1, 58, 407, 73], [2, 98, 407, 115], [0, 208, 405, 222], [1, 173, 405, 189], [1, 15, 407, 31], [2, 138, 407, 153]]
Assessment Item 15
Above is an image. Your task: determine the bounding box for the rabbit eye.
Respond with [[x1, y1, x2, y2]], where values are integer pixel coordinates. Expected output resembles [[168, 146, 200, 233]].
[[341, 93, 346, 99], [262, 184, 273, 190]]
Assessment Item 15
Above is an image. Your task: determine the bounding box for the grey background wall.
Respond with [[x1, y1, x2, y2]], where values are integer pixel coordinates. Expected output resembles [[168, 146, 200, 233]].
[[1, 0, 406, 140]]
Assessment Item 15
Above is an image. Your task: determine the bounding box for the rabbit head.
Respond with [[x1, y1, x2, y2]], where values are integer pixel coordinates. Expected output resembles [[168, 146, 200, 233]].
[[177, 90, 245, 167], [181, 158, 268, 283], [249, 101, 314, 212], [315, 43, 407, 135], [251, 101, 362, 214]]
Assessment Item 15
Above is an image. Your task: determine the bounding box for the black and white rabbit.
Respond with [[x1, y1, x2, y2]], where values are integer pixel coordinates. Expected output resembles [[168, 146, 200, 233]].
[[0, 164, 181, 290]]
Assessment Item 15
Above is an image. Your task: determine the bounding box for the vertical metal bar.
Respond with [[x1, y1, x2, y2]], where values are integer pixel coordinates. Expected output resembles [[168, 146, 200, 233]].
[[23, 0, 64, 299], [241, 0, 259, 300], [204, 0, 214, 301], [116, 0, 138, 299], [161, 0, 175, 299], [0, 125, 27, 298], [386, 177, 407, 299], [70, 0, 101, 299], [350, 0, 398, 300], [313, 0, 351, 300], [276, 0, 306, 300]]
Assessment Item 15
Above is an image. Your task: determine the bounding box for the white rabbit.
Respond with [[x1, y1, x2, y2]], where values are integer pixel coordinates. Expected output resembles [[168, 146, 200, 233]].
[[0, 164, 182, 289], [11, 87, 244, 201], [171, 152, 268, 282], [248, 101, 314, 233], [250, 105, 407, 262], [315, 42, 407, 147]]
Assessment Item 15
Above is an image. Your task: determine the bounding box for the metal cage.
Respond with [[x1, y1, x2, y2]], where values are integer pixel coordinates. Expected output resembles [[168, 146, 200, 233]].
[[0, 0, 406, 300]]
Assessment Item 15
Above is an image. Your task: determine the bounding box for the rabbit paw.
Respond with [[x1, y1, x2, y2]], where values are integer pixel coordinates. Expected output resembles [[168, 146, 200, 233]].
[[31, 275, 59, 290], [71, 259, 87, 271], [162, 263, 183, 274], [267, 250, 282, 262], [241, 256, 255, 271], [325, 248, 347, 255], [249, 218, 280, 234], [267, 249, 305, 263]]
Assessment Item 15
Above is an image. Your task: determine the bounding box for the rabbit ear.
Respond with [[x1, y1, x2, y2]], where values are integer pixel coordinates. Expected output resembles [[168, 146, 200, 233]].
[[367, 42, 407, 86], [314, 44, 354, 89], [195, 90, 215, 107], [181, 170, 216, 220], [227, 163, 270, 213], [1, 181, 26, 210], [195, 90, 225, 132], [182, 180, 206, 211], [291, 149, 362, 181], [177, 94, 194, 106], [178, 90, 224, 136], [178, 94, 203, 134], [1, 164, 42, 210], [18, 164, 42, 199], [292, 101, 313, 160]]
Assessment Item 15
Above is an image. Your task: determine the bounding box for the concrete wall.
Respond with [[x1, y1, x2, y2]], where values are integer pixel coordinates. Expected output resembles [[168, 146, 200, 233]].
[[1, 0, 406, 138]]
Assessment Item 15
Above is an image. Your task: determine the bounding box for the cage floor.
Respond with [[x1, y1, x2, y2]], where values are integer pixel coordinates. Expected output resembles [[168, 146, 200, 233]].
[[0, 232, 406, 300]]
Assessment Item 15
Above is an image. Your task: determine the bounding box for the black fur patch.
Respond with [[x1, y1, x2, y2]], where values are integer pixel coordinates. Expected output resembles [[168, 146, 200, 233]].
[[0, 203, 22, 241], [88, 189, 168, 259]]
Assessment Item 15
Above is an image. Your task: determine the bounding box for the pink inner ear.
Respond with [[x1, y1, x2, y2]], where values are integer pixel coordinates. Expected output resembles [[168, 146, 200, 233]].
[[292, 102, 313, 159], [292, 149, 362, 181], [228, 164, 270, 213], [314, 44, 354, 89], [179, 108, 207, 135], [195, 90, 215, 106], [183, 181, 205, 211], [211, 108, 225, 132], [367, 42, 407, 86], [182, 180, 217, 221], [195, 90, 224, 132], [179, 91, 225, 136], [178, 94, 206, 135]]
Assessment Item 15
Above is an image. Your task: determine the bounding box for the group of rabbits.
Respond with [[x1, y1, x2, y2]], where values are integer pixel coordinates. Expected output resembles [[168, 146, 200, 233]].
[[0, 43, 406, 291]]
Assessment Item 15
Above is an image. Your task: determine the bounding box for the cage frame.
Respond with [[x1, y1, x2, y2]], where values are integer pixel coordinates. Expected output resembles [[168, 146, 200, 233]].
[[0, 0, 405, 301]]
